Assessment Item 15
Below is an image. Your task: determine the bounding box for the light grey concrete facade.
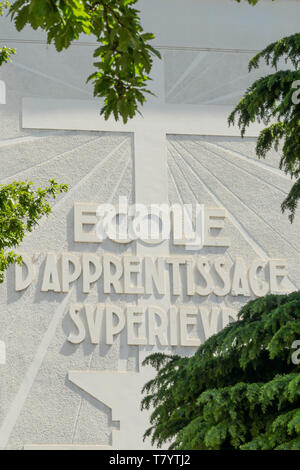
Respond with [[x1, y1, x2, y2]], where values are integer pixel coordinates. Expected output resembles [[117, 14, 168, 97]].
[[0, 0, 299, 450]]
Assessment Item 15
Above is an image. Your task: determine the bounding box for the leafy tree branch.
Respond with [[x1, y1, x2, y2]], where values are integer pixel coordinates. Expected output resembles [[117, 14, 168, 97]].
[[2, 0, 160, 123], [0, 180, 68, 283], [0, 0, 274, 122], [0, 1, 15, 64]]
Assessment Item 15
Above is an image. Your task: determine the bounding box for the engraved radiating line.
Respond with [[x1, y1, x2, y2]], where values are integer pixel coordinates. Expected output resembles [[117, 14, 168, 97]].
[[108, 157, 132, 203], [0, 136, 43, 148], [71, 394, 84, 444], [0, 132, 78, 149], [0, 291, 72, 449], [190, 69, 258, 104], [168, 158, 184, 204], [32, 138, 130, 239], [12, 61, 93, 97], [0, 145, 130, 446], [168, 142, 268, 259], [170, 141, 298, 290], [168, 149, 234, 264], [168, 152, 241, 320], [198, 140, 291, 180], [0, 143, 130, 382], [10, 138, 129, 246], [166, 51, 208, 98], [70, 156, 132, 443], [0, 39, 259, 53], [0, 135, 103, 183], [71, 337, 96, 444], [168, 154, 238, 318], [173, 139, 300, 258], [128, 186, 134, 204], [51, 138, 129, 209], [199, 89, 248, 105], [189, 140, 287, 195], [170, 142, 298, 293], [0, 131, 79, 148], [168, 55, 225, 102]]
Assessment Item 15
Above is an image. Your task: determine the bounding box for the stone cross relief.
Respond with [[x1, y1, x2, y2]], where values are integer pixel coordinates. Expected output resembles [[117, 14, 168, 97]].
[[1, 58, 263, 450]]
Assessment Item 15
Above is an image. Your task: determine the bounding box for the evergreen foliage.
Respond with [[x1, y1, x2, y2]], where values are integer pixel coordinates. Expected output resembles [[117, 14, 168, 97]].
[[142, 292, 300, 450], [229, 33, 300, 222]]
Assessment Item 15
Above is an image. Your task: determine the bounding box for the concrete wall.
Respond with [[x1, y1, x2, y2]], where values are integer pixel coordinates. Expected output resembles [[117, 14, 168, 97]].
[[0, 0, 299, 449]]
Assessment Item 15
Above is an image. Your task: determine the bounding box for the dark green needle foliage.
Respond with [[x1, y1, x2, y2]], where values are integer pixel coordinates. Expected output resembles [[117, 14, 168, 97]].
[[229, 32, 300, 222], [142, 292, 300, 450]]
